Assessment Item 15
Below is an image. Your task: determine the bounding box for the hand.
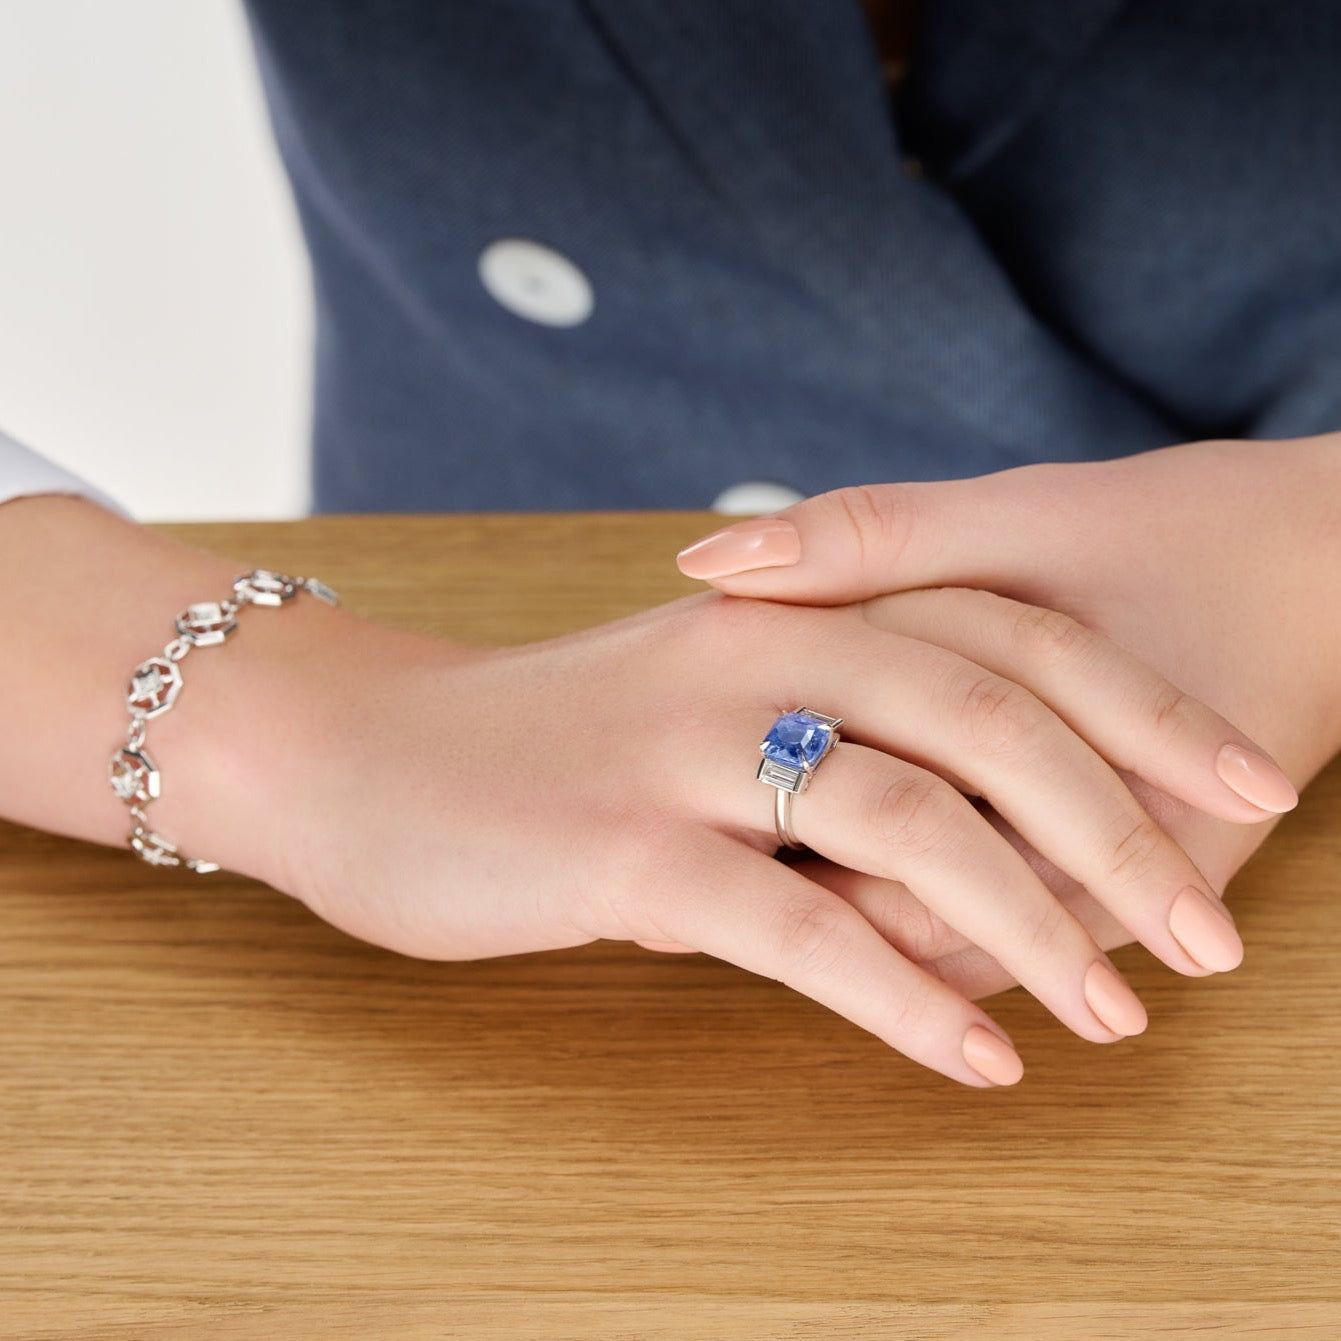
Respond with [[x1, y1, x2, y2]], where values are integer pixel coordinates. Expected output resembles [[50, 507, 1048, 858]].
[[675, 434, 1341, 999], [184, 575, 1287, 1089]]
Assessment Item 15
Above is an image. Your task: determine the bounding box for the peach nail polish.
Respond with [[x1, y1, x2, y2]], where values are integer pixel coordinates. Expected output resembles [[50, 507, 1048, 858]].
[[1215, 743, 1298, 814], [1168, 886, 1245, 973], [1083, 960, 1149, 1036], [676, 518, 801, 579], [961, 1025, 1024, 1086]]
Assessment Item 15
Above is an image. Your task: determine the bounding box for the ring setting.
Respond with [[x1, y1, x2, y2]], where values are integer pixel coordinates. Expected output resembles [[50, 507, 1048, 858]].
[[758, 708, 843, 850]]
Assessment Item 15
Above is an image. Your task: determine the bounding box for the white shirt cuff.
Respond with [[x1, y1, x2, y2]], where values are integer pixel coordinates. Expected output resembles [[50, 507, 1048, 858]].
[[0, 427, 134, 521]]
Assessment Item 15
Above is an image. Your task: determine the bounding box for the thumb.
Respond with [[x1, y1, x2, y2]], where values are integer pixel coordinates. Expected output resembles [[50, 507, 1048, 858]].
[[675, 476, 1046, 604]]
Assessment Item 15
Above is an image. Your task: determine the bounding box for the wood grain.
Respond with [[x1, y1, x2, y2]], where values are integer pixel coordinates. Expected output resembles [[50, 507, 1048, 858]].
[[2, 512, 1338, 1340]]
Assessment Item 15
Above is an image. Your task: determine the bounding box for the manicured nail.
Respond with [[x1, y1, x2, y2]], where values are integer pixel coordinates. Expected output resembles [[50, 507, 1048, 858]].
[[1083, 960, 1149, 1036], [1215, 743, 1298, 814], [961, 1025, 1024, 1086], [1168, 886, 1244, 972], [676, 518, 800, 579]]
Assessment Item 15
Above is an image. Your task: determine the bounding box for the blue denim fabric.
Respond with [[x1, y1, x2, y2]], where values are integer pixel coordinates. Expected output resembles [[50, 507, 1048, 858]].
[[243, 0, 1341, 513]]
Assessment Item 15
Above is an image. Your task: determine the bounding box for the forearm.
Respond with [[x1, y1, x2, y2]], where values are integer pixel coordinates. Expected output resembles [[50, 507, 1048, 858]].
[[0, 495, 377, 884]]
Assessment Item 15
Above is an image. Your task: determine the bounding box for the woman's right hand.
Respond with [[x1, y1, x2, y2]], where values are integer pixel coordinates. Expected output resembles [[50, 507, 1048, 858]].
[[174, 580, 1283, 1090]]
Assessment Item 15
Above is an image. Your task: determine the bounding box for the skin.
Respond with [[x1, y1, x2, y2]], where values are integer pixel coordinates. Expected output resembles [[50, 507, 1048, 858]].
[[676, 434, 1341, 1000], [0, 480, 1295, 1089], [0, 0, 1319, 1093]]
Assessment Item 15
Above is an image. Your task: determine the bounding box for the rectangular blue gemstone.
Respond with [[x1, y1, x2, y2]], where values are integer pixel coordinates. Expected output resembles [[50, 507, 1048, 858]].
[[761, 711, 833, 770]]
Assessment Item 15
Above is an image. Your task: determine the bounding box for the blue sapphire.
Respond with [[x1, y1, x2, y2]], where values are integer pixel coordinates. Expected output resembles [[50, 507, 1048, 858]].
[[761, 711, 834, 771]]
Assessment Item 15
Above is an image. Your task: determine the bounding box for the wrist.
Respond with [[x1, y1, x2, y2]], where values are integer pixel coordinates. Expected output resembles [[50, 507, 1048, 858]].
[[138, 586, 350, 885], [0, 496, 244, 849], [152, 592, 478, 893]]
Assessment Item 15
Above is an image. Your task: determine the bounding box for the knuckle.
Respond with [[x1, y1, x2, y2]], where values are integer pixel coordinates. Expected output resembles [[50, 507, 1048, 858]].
[[679, 597, 833, 714], [772, 891, 855, 983], [1011, 602, 1094, 666], [667, 595, 810, 701], [596, 801, 682, 907], [1103, 811, 1167, 888], [882, 980, 932, 1043], [690, 588, 817, 655], [953, 671, 1051, 758], [889, 895, 963, 963], [1145, 680, 1195, 743], [593, 806, 727, 946], [1020, 897, 1070, 959], [676, 589, 762, 647], [929, 944, 1016, 1001], [823, 483, 916, 580], [870, 771, 964, 860]]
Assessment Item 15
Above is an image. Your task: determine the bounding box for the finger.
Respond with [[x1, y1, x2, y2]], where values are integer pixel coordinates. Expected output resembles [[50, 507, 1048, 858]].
[[921, 793, 1232, 988], [748, 619, 1246, 980], [801, 855, 1141, 1000], [643, 831, 1026, 1088], [790, 858, 976, 965], [676, 480, 1297, 823], [835, 630, 1243, 977], [674, 445, 1247, 605], [815, 871, 1025, 1002], [786, 742, 1148, 1043], [862, 587, 1298, 821], [675, 473, 1050, 603], [811, 863, 1024, 1003]]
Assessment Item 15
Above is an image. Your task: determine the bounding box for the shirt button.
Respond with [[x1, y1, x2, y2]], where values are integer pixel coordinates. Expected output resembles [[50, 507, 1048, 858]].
[[478, 238, 594, 327], [710, 481, 807, 514]]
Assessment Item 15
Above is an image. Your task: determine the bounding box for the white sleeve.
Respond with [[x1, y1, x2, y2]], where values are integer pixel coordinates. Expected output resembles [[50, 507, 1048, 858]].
[[0, 426, 134, 520]]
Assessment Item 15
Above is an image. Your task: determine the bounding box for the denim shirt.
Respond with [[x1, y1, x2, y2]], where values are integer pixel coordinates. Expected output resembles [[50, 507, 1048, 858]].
[[243, 0, 1341, 513]]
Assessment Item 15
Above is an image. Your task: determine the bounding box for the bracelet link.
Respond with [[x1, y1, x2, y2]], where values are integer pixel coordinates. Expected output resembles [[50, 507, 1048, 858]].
[[233, 569, 298, 607], [125, 715, 147, 752], [130, 825, 183, 868], [174, 600, 238, 647], [109, 568, 338, 875], [301, 577, 339, 606], [108, 746, 160, 805], [126, 657, 183, 718]]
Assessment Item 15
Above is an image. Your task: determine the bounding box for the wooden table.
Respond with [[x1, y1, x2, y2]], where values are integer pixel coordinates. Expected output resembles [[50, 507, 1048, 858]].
[[3, 513, 1338, 1340]]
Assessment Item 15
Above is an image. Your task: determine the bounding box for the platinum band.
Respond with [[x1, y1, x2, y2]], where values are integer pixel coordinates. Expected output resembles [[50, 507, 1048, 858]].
[[775, 787, 802, 850]]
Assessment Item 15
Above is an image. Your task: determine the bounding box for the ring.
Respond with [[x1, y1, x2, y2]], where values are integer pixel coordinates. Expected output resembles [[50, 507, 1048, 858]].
[[757, 708, 844, 850]]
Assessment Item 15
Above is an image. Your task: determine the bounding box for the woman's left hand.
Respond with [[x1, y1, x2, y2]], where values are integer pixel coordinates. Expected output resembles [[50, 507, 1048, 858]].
[[670, 434, 1341, 997]]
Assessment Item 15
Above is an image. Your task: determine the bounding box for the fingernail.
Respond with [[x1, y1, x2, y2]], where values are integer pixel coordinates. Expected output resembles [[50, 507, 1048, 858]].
[[962, 1025, 1024, 1086], [1083, 960, 1149, 1036], [1215, 743, 1298, 814], [1169, 886, 1245, 972], [676, 518, 800, 579]]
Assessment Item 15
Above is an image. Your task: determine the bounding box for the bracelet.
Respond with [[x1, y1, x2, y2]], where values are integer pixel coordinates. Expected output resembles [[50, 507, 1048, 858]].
[[107, 569, 339, 874]]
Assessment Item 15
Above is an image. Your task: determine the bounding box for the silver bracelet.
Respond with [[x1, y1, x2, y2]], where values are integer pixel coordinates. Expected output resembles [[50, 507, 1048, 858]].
[[107, 568, 339, 874]]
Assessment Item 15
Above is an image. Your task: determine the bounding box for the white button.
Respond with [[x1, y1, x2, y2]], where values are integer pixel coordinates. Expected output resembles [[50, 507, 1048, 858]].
[[478, 238, 594, 327], [710, 481, 807, 515]]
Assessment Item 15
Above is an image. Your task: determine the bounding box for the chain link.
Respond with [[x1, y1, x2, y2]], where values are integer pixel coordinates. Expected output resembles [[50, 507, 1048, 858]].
[[108, 568, 339, 875]]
